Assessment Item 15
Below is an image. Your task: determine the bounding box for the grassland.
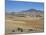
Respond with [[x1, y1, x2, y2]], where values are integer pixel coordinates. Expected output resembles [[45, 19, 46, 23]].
[[5, 15, 44, 35]]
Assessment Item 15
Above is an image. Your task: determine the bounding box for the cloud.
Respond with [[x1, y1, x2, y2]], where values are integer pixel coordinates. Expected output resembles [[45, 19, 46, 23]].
[[9, 0, 44, 2]]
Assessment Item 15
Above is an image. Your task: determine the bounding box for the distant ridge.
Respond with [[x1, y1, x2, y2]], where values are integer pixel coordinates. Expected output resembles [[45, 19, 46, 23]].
[[21, 9, 43, 12]]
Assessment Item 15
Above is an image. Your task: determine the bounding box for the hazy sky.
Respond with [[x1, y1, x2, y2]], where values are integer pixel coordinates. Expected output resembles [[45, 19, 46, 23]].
[[5, 0, 44, 12]]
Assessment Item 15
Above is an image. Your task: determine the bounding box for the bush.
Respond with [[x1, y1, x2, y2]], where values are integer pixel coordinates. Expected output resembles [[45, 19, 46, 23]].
[[12, 30, 15, 32], [17, 28, 23, 32]]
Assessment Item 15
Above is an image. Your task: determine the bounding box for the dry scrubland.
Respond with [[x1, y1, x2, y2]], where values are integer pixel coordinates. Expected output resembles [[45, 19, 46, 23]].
[[5, 15, 44, 35]]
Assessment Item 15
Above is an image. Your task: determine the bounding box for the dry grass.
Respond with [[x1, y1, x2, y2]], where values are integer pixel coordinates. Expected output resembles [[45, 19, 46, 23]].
[[5, 16, 44, 35]]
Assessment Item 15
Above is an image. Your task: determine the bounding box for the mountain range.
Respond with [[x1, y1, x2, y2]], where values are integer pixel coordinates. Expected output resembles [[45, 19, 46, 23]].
[[6, 9, 44, 17], [21, 9, 43, 12]]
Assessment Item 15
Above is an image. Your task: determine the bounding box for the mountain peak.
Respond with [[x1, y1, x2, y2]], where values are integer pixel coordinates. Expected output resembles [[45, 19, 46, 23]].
[[22, 9, 43, 12]]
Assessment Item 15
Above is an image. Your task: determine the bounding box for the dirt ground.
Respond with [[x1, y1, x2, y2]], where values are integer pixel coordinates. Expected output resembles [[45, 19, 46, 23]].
[[5, 16, 44, 35]]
